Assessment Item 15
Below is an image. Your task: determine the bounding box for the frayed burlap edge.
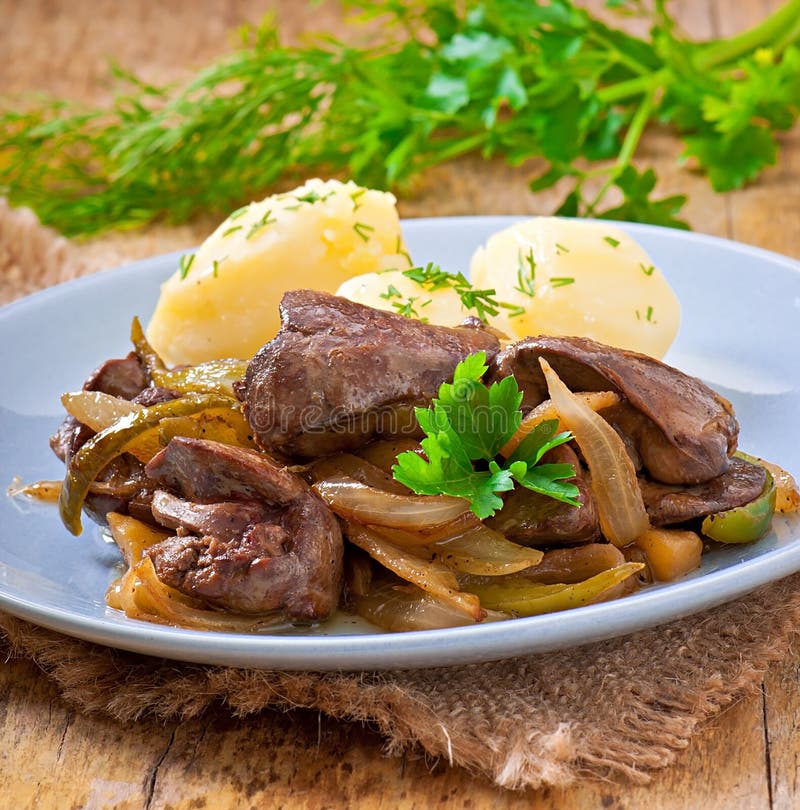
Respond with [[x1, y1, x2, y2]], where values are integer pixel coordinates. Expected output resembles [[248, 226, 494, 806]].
[[3, 572, 800, 790]]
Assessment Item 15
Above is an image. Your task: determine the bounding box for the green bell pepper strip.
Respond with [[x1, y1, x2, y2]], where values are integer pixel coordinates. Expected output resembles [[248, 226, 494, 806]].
[[59, 393, 238, 536], [130, 316, 248, 396], [701, 463, 776, 544], [153, 359, 250, 397], [462, 562, 644, 616], [130, 316, 167, 380]]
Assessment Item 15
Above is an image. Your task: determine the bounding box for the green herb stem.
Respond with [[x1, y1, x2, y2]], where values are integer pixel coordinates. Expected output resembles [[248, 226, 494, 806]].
[[587, 83, 656, 214], [697, 0, 800, 69], [588, 30, 652, 77], [412, 132, 491, 174], [597, 70, 668, 104]]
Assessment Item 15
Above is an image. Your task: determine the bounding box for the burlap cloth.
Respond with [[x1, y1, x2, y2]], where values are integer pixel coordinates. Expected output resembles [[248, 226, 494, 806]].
[[2, 200, 800, 790]]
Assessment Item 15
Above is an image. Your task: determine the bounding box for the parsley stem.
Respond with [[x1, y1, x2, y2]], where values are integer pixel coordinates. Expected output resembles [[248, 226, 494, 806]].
[[771, 13, 800, 55], [597, 71, 667, 104], [616, 84, 657, 168], [696, 0, 800, 69], [588, 29, 653, 77], [587, 83, 657, 213], [413, 132, 491, 173]]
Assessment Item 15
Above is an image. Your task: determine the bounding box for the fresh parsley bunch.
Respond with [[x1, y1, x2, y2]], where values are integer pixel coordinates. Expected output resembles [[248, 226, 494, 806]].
[[392, 352, 580, 519], [2, 0, 799, 236]]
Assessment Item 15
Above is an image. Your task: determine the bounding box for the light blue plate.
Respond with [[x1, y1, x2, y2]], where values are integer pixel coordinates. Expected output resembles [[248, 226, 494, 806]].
[[1, 217, 798, 670]]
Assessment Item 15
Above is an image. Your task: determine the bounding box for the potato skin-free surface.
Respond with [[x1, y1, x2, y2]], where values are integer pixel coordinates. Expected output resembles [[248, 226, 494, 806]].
[[147, 179, 409, 365], [471, 217, 681, 358]]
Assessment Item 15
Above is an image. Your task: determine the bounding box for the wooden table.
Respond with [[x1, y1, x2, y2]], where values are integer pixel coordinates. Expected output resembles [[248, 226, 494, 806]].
[[2, 1, 799, 807]]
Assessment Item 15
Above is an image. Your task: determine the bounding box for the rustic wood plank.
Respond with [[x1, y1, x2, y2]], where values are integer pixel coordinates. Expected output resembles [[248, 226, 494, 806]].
[[0, 654, 179, 808], [764, 645, 800, 810], [0, 662, 775, 810]]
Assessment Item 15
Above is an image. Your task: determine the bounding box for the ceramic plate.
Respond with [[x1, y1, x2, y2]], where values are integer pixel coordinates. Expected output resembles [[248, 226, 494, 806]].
[[1, 216, 799, 670]]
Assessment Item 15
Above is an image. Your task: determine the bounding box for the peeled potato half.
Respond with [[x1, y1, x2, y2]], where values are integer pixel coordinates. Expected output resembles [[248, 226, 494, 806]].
[[146, 179, 410, 365], [470, 217, 680, 358]]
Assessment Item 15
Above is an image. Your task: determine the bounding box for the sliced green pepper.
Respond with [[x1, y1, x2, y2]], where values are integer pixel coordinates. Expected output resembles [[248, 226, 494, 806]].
[[130, 316, 167, 380], [701, 463, 776, 544], [153, 359, 250, 397], [462, 562, 643, 616], [59, 393, 238, 536], [130, 316, 248, 395]]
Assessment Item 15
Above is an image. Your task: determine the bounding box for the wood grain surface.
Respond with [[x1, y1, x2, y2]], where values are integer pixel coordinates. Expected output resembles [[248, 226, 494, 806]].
[[1, 1, 799, 807]]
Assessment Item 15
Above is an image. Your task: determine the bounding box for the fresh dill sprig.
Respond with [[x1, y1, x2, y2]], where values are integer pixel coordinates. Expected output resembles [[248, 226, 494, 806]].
[[398, 262, 518, 322], [353, 222, 375, 242], [514, 248, 536, 297], [178, 253, 195, 280], [247, 210, 276, 239], [2, 0, 800, 236], [379, 284, 402, 300]]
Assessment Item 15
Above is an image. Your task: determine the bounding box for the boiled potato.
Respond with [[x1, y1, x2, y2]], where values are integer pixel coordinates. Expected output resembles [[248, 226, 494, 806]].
[[634, 528, 703, 582], [470, 218, 680, 358], [337, 269, 471, 328], [146, 179, 410, 365]]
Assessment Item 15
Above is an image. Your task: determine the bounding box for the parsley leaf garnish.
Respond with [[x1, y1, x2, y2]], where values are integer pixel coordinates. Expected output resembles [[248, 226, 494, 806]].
[[392, 352, 580, 519]]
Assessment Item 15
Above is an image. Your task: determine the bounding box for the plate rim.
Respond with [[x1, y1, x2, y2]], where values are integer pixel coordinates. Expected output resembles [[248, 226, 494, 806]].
[[1, 215, 799, 671]]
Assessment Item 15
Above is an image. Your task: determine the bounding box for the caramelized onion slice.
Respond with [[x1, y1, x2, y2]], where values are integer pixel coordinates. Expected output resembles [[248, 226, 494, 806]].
[[314, 476, 470, 529], [355, 583, 506, 632], [752, 456, 800, 513], [309, 454, 410, 495], [358, 439, 423, 474], [428, 525, 544, 576], [108, 557, 288, 632], [345, 522, 483, 619], [157, 409, 256, 451], [501, 391, 620, 457], [10, 477, 147, 504], [107, 512, 170, 567], [62, 390, 142, 432], [367, 521, 543, 574], [539, 359, 649, 547], [7, 477, 62, 502], [369, 513, 480, 547]]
